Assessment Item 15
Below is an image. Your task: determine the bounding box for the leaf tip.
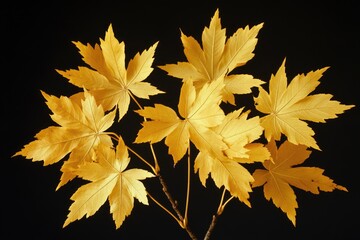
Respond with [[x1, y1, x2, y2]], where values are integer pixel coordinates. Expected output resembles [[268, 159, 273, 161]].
[[62, 219, 70, 229], [336, 185, 348, 192]]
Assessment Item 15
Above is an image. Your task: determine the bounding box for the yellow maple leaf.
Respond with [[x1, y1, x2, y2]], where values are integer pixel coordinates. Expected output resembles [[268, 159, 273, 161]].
[[233, 143, 271, 164], [215, 108, 265, 159], [63, 138, 155, 229], [57, 24, 164, 120], [135, 78, 226, 164], [194, 108, 269, 206], [252, 139, 347, 226], [159, 9, 264, 105], [14, 90, 116, 187], [195, 153, 254, 207], [254, 59, 354, 149]]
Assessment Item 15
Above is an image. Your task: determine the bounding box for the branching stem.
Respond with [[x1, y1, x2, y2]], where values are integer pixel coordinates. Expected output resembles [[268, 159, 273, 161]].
[[127, 146, 156, 174], [128, 91, 160, 173], [149, 143, 160, 173], [204, 189, 234, 240], [104, 131, 120, 141], [128, 91, 196, 239], [128, 90, 143, 110], [221, 195, 234, 212], [217, 187, 227, 214], [146, 191, 181, 226], [106, 131, 157, 174], [158, 174, 198, 240], [183, 144, 191, 227]]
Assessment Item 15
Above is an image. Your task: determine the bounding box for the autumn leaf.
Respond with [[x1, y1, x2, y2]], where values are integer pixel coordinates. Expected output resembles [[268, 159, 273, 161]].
[[63, 138, 154, 229], [159, 9, 264, 105], [215, 108, 264, 159], [254, 59, 354, 149], [194, 108, 269, 206], [57, 24, 164, 120], [195, 153, 254, 207], [252, 139, 347, 226], [233, 143, 271, 164], [135, 78, 226, 164], [14, 90, 116, 188]]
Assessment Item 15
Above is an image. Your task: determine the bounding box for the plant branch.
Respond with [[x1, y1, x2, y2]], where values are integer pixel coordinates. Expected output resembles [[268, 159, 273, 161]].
[[149, 143, 160, 173], [204, 189, 234, 240], [147, 191, 181, 225], [104, 131, 120, 141], [107, 131, 158, 174], [129, 88, 195, 238], [129, 91, 160, 173], [128, 91, 143, 110], [183, 144, 191, 227], [127, 146, 156, 174], [157, 173, 198, 240], [217, 188, 227, 213], [221, 195, 234, 212], [204, 212, 220, 240]]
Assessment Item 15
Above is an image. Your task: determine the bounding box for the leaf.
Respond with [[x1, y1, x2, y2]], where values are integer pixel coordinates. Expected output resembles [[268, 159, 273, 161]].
[[194, 152, 254, 207], [57, 24, 164, 120], [252, 139, 348, 226], [63, 138, 155, 229], [159, 9, 264, 104], [254, 59, 355, 149], [214, 108, 264, 159], [135, 78, 227, 164], [233, 143, 271, 164], [14, 91, 115, 167], [194, 109, 269, 206], [222, 74, 264, 105]]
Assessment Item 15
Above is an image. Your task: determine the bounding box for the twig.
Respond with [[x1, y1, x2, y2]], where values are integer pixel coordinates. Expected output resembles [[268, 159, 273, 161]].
[[158, 174, 198, 240], [204, 213, 220, 240]]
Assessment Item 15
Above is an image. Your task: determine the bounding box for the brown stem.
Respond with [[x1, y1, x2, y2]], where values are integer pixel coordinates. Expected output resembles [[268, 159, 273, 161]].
[[203, 213, 220, 240], [157, 174, 198, 240], [203, 190, 232, 239]]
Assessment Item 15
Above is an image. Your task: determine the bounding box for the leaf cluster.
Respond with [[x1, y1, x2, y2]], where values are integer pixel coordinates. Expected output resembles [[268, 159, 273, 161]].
[[14, 8, 354, 239]]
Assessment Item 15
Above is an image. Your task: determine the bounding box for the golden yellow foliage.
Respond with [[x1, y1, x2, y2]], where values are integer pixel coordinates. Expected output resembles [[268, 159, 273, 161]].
[[193, 108, 270, 206], [159, 9, 264, 105], [15, 90, 116, 188], [135, 78, 226, 164], [252, 139, 347, 226], [63, 138, 154, 229], [13, 8, 355, 239], [254, 59, 354, 149], [57, 24, 164, 120]]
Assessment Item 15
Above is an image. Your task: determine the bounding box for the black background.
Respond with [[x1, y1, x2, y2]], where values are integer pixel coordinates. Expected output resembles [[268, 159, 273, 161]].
[[2, 0, 359, 239]]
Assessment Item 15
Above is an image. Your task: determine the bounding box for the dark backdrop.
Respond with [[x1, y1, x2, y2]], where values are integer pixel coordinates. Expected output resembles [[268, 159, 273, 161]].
[[2, 1, 359, 239]]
